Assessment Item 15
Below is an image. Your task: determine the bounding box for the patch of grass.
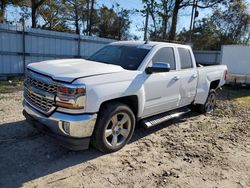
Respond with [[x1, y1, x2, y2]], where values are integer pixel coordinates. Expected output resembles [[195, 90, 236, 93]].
[[197, 118, 232, 133], [0, 96, 9, 100], [221, 86, 250, 107], [0, 80, 23, 94], [235, 96, 250, 107]]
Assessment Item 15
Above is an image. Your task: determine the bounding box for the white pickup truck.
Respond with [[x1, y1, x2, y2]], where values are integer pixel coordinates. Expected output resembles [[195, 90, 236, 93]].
[[23, 41, 228, 153]]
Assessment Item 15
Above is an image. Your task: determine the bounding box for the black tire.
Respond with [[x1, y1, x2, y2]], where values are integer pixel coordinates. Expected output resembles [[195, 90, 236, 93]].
[[91, 102, 135, 153], [197, 89, 217, 114]]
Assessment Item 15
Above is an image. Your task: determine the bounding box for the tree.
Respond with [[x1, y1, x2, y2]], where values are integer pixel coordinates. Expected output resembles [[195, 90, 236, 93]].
[[178, 18, 220, 50], [62, 0, 85, 34], [38, 0, 70, 32], [31, 0, 46, 28], [116, 6, 132, 40], [169, 0, 224, 41], [178, 0, 250, 50], [0, 0, 24, 23], [141, 0, 159, 40], [97, 5, 131, 40], [212, 0, 250, 44], [160, 0, 174, 39], [88, 0, 95, 35], [14, 0, 46, 28], [141, 0, 175, 40], [0, 0, 8, 22]]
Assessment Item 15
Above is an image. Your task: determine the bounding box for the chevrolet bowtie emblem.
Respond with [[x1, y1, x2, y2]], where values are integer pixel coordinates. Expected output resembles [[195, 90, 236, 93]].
[[28, 87, 32, 94]]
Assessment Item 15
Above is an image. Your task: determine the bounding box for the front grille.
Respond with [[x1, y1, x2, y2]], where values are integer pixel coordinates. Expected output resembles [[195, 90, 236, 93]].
[[24, 71, 57, 114], [26, 76, 58, 94], [24, 88, 55, 113]]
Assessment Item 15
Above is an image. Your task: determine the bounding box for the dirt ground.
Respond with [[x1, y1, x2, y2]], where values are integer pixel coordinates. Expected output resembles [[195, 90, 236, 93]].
[[0, 86, 249, 188]]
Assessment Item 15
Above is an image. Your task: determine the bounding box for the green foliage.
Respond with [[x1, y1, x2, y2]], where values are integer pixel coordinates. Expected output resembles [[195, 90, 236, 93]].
[[178, 0, 250, 50], [38, 0, 70, 32], [212, 0, 250, 44], [97, 5, 131, 40], [178, 18, 221, 50]]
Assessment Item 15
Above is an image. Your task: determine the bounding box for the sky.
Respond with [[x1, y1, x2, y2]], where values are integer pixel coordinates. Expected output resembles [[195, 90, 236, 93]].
[[99, 0, 250, 38], [5, 0, 250, 39]]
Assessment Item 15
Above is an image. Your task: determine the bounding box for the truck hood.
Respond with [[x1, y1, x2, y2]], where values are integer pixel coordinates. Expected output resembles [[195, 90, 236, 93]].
[[27, 59, 125, 83]]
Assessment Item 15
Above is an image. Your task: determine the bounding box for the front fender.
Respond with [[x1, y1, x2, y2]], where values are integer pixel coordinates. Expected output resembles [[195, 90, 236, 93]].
[[84, 73, 146, 118]]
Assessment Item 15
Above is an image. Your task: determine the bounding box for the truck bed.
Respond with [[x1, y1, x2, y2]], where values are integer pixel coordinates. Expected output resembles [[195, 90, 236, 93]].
[[194, 65, 227, 105]]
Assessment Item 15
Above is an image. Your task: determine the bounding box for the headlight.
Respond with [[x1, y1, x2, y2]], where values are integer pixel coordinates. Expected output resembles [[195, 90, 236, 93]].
[[55, 84, 86, 111]]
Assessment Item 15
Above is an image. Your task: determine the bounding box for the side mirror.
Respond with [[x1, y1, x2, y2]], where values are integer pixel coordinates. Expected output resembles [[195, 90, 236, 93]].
[[145, 62, 171, 74]]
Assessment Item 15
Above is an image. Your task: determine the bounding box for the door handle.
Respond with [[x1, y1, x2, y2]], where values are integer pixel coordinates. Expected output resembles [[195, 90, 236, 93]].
[[173, 76, 180, 81], [192, 74, 198, 78]]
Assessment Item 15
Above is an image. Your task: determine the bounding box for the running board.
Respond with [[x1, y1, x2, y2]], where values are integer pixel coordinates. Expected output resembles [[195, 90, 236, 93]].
[[142, 107, 191, 128]]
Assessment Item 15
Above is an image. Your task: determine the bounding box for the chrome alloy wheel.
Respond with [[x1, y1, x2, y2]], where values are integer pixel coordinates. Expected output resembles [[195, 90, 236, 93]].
[[104, 112, 131, 148], [205, 92, 216, 113]]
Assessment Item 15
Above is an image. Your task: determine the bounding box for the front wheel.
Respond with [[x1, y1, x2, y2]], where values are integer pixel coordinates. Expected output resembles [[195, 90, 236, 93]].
[[91, 102, 135, 153]]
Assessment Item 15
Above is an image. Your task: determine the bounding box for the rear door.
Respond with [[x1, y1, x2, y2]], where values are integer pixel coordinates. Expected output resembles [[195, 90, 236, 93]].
[[177, 48, 198, 106], [142, 47, 181, 117]]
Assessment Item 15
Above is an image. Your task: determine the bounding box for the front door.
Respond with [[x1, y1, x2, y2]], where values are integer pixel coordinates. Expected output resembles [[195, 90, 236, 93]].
[[142, 47, 181, 118]]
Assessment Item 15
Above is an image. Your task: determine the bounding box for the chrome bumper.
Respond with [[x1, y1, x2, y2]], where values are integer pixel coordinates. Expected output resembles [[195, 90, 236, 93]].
[[23, 100, 97, 138]]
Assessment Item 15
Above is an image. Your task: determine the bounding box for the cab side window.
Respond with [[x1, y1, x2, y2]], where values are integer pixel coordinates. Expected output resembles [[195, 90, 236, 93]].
[[178, 48, 193, 69], [152, 47, 176, 70]]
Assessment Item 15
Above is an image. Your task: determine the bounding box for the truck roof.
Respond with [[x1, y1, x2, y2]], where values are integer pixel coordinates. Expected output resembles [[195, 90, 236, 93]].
[[111, 41, 190, 49]]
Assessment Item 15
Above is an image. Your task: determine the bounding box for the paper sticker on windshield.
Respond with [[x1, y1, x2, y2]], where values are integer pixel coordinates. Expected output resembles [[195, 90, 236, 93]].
[[137, 45, 153, 50]]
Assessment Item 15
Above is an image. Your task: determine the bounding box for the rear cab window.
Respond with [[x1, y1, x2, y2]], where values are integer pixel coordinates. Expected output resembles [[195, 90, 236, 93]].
[[178, 48, 193, 69]]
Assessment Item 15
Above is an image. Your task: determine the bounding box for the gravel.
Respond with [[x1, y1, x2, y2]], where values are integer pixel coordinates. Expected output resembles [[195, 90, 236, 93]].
[[0, 88, 249, 188]]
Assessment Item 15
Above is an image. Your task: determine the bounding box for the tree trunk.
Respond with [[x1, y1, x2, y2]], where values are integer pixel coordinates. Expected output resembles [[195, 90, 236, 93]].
[[85, 0, 90, 35], [89, 0, 94, 36], [144, 7, 149, 41], [0, 1, 6, 23], [31, 1, 37, 28], [169, 0, 180, 41], [150, 11, 157, 37], [162, 0, 168, 39], [31, 0, 46, 28], [74, 4, 79, 34]]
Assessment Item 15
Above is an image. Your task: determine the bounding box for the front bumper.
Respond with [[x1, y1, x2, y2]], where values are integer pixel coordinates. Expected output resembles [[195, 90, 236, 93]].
[[23, 100, 97, 150]]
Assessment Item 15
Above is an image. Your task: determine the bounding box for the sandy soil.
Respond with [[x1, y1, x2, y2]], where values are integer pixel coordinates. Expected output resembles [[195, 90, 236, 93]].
[[0, 89, 249, 188]]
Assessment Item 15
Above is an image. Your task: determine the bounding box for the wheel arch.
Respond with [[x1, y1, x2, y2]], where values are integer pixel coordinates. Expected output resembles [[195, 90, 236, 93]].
[[99, 95, 139, 119], [210, 79, 220, 90]]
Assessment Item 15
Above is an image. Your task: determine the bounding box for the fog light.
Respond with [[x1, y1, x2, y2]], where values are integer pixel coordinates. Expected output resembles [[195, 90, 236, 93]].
[[62, 121, 70, 134]]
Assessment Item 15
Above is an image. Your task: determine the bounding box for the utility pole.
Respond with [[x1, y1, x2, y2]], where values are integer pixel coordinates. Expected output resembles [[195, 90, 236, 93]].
[[189, 0, 199, 42], [189, 0, 196, 42], [193, 0, 198, 31], [144, 6, 149, 41]]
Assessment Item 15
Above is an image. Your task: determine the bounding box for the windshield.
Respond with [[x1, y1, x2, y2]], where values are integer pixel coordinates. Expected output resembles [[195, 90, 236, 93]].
[[87, 45, 150, 70]]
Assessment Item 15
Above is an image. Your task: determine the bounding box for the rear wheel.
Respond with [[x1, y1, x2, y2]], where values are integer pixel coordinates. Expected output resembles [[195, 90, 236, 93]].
[[193, 89, 217, 114], [91, 102, 135, 153]]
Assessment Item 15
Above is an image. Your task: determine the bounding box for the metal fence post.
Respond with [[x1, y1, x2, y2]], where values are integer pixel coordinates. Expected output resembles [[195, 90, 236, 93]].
[[78, 33, 81, 58], [21, 18, 26, 75]]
